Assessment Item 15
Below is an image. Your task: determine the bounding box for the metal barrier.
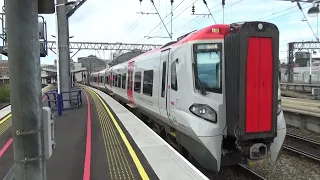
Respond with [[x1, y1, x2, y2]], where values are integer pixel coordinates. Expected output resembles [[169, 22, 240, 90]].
[[44, 88, 83, 116]]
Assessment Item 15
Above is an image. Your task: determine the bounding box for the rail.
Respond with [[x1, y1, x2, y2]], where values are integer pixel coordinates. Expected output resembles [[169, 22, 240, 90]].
[[283, 133, 320, 162], [44, 88, 83, 116]]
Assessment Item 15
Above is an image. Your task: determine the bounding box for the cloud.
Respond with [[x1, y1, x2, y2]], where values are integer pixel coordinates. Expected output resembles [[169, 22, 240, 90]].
[[0, 0, 319, 65]]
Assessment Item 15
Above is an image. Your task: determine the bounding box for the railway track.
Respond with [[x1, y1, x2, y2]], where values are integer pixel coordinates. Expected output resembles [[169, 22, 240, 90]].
[[232, 164, 266, 180], [283, 133, 320, 162]]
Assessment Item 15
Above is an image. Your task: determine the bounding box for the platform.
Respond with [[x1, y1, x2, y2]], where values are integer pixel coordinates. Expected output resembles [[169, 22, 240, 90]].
[[0, 85, 54, 179], [0, 85, 208, 180]]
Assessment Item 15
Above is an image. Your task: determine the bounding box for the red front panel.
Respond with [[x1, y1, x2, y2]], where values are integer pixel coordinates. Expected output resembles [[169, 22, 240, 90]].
[[246, 37, 260, 133], [258, 38, 273, 132], [245, 37, 273, 133]]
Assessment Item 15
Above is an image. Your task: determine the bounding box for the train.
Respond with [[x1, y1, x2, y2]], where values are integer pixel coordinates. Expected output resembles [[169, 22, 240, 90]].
[[89, 21, 286, 173]]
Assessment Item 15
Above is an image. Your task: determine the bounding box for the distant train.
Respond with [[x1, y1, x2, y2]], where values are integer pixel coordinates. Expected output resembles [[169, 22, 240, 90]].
[[90, 21, 286, 173]]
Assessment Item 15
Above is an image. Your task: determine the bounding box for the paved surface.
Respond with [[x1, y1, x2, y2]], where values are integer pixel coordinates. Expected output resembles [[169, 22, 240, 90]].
[[0, 86, 159, 180], [282, 97, 320, 113], [0, 85, 53, 179], [89, 85, 209, 180], [0, 96, 49, 179], [46, 93, 87, 180], [0, 85, 208, 180], [87, 88, 158, 180]]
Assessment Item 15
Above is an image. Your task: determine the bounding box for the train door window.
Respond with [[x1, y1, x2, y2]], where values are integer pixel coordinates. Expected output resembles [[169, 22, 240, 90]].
[[118, 74, 121, 87], [106, 75, 109, 84], [134, 71, 141, 93], [143, 70, 153, 96], [114, 75, 117, 86], [171, 62, 178, 91], [161, 61, 167, 97], [122, 73, 126, 89]]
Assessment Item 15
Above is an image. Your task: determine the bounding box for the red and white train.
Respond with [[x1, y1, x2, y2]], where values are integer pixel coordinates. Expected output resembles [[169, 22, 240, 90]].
[[90, 21, 286, 173]]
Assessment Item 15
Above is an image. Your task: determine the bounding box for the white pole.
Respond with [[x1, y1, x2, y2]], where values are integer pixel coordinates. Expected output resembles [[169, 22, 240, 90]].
[[310, 51, 312, 84], [55, 3, 60, 94]]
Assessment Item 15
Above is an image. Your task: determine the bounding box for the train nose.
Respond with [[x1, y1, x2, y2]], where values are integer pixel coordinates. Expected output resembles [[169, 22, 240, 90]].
[[249, 143, 267, 160]]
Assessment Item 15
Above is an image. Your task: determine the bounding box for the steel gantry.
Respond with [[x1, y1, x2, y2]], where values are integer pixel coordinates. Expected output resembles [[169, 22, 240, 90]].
[[66, 0, 87, 18], [287, 41, 320, 82], [47, 41, 163, 51]]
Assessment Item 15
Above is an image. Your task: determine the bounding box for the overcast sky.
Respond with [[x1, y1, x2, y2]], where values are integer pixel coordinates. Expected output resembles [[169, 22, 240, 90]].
[[1, 0, 319, 64]]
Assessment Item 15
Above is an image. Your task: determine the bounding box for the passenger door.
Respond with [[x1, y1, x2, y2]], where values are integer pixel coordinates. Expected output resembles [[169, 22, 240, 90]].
[[168, 57, 179, 127], [159, 50, 170, 121], [127, 61, 134, 104]]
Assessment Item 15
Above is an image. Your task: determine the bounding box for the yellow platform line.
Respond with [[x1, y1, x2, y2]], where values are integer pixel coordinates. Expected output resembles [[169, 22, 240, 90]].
[[89, 88, 150, 180], [89, 89, 135, 180], [0, 113, 12, 125]]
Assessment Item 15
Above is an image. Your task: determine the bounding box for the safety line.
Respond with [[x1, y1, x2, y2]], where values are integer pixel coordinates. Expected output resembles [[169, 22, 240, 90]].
[[89, 88, 150, 180], [83, 90, 92, 180]]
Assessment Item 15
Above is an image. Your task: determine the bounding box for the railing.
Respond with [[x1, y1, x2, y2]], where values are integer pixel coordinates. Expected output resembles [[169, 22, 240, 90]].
[[44, 88, 83, 116], [61, 89, 83, 110]]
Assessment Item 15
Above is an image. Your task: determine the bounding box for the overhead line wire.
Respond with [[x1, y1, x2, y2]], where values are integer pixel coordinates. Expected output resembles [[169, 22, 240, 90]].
[[172, 0, 243, 36], [135, 0, 192, 43], [148, 0, 199, 38]]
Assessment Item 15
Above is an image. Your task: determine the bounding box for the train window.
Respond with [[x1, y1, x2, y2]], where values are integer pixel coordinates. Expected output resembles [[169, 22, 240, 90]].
[[118, 74, 121, 87], [194, 44, 221, 93], [106, 75, 109, 84], [171, 62, 178, 91], [134, 72, 141, 93], [122, 74, 126, 89], [114, 75, 117, 86], [161, 61, 167, 97], [143, 70, 153, 96]]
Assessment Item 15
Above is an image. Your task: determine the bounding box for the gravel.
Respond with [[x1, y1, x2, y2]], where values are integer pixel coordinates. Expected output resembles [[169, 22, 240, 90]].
[[287, 125, 320, 143], [247, 124, 320, 180], [249, 150, 320, 180]]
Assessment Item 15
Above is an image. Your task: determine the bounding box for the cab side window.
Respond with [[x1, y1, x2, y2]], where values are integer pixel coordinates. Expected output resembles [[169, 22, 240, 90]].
[[171, 62, 178, 91]]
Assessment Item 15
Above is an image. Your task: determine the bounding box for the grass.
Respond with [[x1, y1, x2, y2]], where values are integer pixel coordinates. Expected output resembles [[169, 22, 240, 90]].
[[0, 86, 10, 103]]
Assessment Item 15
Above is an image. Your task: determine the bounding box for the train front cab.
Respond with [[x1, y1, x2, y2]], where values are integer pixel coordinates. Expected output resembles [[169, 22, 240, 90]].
[[224, 21, 286, 165], [178, 22, 286, 173]]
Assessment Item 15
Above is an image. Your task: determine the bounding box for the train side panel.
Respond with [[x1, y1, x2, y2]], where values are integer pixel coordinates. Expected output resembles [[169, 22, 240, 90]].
[[131, 52, 163, 121]]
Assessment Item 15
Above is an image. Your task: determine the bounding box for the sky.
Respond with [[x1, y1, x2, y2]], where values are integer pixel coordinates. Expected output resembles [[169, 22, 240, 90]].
[[0, 0, 320, 65]]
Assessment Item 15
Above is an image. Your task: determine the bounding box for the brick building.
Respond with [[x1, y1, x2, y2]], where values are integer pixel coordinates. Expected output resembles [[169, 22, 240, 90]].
[[0, 60, 9, 76]]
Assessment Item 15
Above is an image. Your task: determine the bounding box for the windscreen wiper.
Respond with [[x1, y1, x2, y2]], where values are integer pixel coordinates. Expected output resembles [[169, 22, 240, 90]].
[[193, 63, 207, 96]]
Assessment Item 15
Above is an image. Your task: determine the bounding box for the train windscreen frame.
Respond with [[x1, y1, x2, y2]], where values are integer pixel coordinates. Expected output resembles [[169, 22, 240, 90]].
[[193, 43, 222, 94]]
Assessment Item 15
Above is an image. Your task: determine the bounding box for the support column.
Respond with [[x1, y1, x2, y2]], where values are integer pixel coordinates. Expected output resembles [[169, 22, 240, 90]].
[[5, 0, 46, 179], [56, 0, 70, 108]]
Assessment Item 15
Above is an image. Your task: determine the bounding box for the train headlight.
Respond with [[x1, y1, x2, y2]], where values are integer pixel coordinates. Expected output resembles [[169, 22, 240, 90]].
[[277, 99, 282, 115], [189, 104, 217, 123]]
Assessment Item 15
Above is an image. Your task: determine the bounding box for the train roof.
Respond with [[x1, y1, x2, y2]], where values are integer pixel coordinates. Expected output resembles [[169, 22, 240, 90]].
[[103, 24, 230, 72], [91, 69, 107, 75], [126, 24, 229, 62]]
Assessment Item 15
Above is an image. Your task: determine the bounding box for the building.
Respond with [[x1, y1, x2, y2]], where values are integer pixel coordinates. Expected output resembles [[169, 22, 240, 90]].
[[0, 60, 9, 77], [78, 55, 109, 72]]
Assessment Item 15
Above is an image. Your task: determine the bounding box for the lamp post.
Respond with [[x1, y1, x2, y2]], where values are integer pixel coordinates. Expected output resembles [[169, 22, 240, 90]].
[[309, 50, 317, 84], [54, 1, 76, 95], [308, 1, 320, 40]]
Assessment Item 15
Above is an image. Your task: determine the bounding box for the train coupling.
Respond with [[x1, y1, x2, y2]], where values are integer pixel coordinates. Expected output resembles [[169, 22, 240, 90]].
[[249, 143, 268, 160]]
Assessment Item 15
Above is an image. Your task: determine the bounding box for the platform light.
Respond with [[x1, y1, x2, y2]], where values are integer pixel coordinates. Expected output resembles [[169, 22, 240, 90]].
[[308, 6, 320, 17]]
